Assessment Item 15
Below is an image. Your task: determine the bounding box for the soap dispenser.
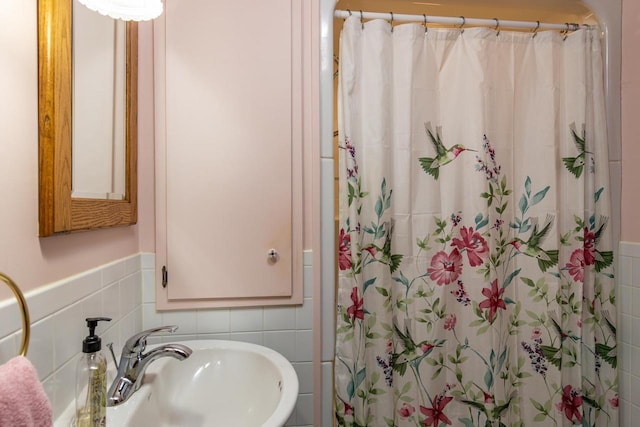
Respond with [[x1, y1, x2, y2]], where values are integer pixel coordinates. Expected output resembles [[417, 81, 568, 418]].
[[74, 317, 111, 427]]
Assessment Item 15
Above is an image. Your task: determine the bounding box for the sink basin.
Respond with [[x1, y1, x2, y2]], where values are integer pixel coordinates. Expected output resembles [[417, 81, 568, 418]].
[[107, 340, 298, 427]]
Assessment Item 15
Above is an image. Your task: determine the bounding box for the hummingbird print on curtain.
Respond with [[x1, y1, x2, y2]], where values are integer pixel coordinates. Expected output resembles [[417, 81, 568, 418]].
[[335, 16, 617, 427], [336, 130, 617, 427], [562, 124, 590, 178], [419, 123, 476, 180]]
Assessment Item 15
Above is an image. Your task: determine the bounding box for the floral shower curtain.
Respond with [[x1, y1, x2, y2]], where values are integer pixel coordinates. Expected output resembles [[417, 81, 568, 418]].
[[335, 16, 617, 427]]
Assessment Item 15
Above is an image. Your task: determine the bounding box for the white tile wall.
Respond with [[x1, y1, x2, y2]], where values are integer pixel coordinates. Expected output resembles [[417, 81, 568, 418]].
[[0, 250, 318, 427], [618, 241, 640, 427], [141, 250, 315, 427], [0, 254, 144, 422]]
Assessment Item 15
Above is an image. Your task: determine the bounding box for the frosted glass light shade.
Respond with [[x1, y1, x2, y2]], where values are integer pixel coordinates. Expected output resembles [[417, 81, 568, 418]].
[[77, 0, 163, 21]]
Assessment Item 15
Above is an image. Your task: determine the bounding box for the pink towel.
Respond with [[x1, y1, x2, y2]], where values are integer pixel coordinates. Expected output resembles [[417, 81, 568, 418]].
[[0, 356, 53, 427]]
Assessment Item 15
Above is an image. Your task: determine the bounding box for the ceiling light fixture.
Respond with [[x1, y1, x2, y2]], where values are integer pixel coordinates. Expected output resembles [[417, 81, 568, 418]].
[[77, 0, 163, 21]]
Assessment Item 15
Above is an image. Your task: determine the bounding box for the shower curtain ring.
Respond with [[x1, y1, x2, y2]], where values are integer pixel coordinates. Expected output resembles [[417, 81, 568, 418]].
[[360, 10, 364, 29], [389, 12, 394, 32], [562, 22, 570, 41], [532, 20, 540, 38], [423, 14, 428, 33], [459, 16, 465, 34], [493, 18, 500, 36]]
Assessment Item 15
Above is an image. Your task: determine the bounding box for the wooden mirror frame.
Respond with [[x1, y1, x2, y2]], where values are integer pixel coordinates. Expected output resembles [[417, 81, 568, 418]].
[[38, 0, 138, 237]]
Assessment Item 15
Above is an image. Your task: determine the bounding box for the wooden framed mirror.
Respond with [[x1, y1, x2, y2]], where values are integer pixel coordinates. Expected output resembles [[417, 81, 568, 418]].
[[38, 0, 138, 237]]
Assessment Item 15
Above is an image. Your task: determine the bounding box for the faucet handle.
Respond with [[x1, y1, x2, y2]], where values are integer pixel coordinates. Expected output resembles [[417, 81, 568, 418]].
[[124, 325, 179, 354]]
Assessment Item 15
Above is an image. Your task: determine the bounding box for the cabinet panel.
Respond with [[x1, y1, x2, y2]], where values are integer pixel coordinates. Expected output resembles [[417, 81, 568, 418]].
[[155, 0, 304, 307]]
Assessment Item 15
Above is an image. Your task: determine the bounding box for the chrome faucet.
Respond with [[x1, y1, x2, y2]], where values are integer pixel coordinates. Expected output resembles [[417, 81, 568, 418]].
[[107, 325, 192, 406]]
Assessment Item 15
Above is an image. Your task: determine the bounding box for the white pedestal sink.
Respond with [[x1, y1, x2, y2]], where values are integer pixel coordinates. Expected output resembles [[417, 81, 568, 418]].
[[58, 340, 299, 427]]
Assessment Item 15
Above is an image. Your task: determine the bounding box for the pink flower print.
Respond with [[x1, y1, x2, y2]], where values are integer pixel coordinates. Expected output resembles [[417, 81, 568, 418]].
[[531, 327, 541, 341], [566, 248, 585, 282], [344, 401, 354, 416], [363, 245, 377, 257], [347, 287, 364, 321], [421, 343, 435, 354], [420, 395, 453, 426], [427, 249, 463, 286], [443, 314, 457, 331], [451, 226, 489, 267], [478, 279, 506, 323], [583, 227, 596, 266], [386, 340, 393, 353], [398, 402, 415, 418], [556, 385, 583, 423], [338, 229, 352, 270], [609, 393, 619, 408]]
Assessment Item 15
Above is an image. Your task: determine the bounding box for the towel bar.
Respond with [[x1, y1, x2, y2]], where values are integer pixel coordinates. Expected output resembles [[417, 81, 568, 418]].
[[0, 273, 30, 356]]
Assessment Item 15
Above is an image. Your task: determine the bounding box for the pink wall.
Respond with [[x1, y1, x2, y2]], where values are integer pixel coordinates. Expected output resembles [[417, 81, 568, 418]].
[[621, 0, 640, 242], [0, 0, 309, 302], [0, 2, 307, 302], [0, 0, 633, 302], [0, 2, 155, 300]]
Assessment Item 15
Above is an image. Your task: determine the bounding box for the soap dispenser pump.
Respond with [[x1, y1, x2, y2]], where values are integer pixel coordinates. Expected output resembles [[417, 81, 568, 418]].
[[75, 317, 111, 427]]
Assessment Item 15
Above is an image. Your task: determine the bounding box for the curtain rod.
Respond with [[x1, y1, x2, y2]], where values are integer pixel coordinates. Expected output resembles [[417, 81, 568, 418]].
[[334, 10, 590, 32]]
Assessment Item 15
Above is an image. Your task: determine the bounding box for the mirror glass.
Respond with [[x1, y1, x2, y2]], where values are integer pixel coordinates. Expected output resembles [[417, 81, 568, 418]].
[[38, 0, 137, 237], [72, 2, 127, 200]]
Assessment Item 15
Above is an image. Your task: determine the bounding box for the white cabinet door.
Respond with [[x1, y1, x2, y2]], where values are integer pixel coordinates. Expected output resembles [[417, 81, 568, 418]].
[[155, 0, 304, 307]]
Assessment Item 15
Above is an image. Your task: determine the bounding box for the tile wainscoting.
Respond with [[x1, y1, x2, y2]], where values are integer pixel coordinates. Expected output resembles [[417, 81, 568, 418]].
[[0, 251, 319, 427], [0, 253, 144, 420], [618, 241, 640, 426]]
